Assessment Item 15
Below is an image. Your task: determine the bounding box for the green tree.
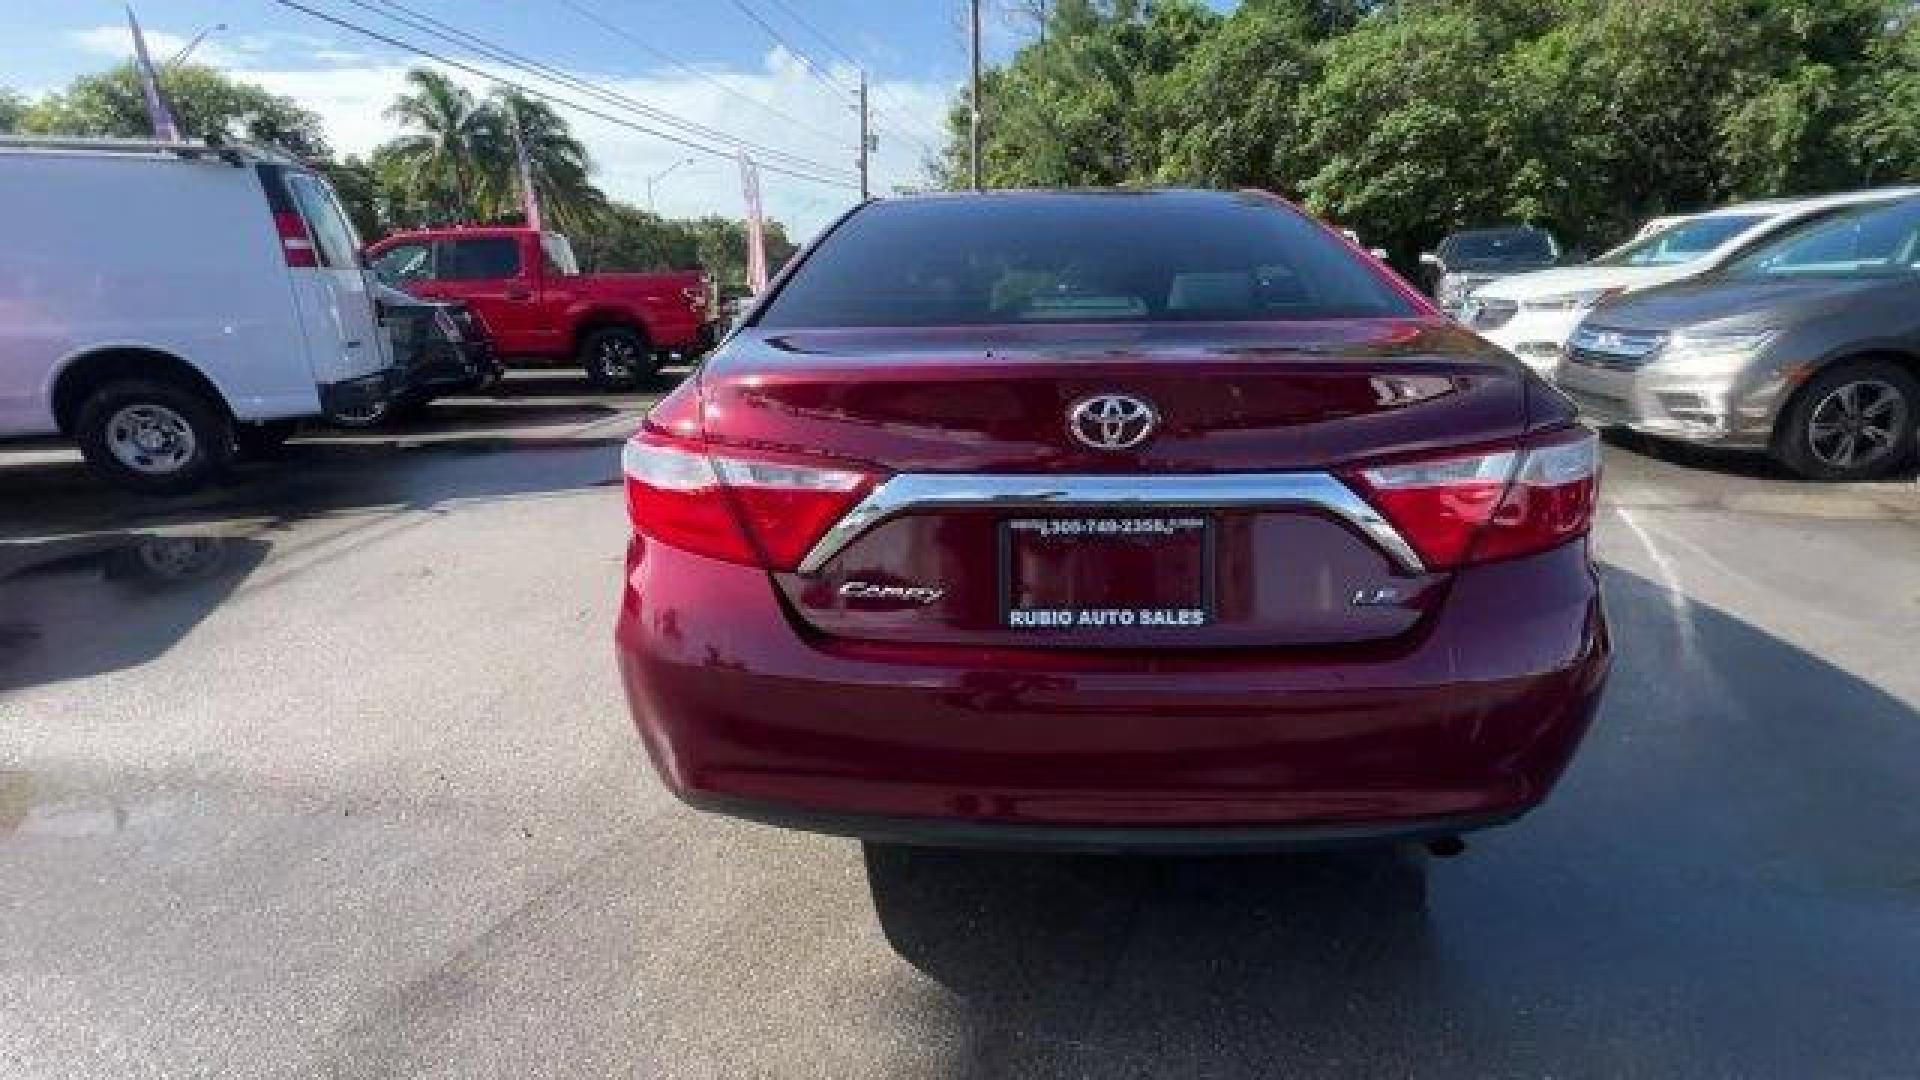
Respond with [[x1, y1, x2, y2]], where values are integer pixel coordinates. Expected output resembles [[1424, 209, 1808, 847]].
[[377, 70, 607, 231], [1295, 2, 1520, 260], [323, 154, 383, 241], [18, 63, 327, 158], [383, 68, 491, 224], [1152, 0, 1321, 192], [571, 204, 794, 296], [942, 0, 1220, 188], [1844, 8, 1920, 184], [947, 0, 1920, 265], [0, 88, 24, 134], [475, 89, 606, 234]]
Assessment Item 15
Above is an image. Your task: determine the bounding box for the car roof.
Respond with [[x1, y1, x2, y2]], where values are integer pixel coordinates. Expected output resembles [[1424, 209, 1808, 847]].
[[876, 188, 1298, 214], [376, 225, 543, 244], [1698, 185, 1920, 218], [1443, 225, 1550, 238]]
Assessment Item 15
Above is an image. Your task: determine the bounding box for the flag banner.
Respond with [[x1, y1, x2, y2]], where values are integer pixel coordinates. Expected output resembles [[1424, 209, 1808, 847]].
[[126, 7, 182, 141], [507, 99, 542, 232], [739, 153, 768, 295]]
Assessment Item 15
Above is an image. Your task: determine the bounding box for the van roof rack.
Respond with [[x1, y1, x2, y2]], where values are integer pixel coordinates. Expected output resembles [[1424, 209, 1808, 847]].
[[0, 135, 255, 167]]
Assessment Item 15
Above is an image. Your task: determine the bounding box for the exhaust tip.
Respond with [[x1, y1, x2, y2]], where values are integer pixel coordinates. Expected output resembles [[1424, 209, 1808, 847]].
[[1425, 835, 1467, 859]]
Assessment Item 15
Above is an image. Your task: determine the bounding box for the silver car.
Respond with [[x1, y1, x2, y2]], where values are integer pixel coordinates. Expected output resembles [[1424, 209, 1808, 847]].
[[1556, 196, 1920, 481]]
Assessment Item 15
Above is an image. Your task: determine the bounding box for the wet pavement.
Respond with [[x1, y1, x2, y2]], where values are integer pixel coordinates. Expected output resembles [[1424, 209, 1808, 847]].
[[3, 375, 1918, 1078]]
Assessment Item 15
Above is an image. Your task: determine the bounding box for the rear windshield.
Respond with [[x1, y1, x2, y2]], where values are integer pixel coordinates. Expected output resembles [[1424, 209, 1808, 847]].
[[1438, 229, 1557, 266], [755, 192, 1417, 328]]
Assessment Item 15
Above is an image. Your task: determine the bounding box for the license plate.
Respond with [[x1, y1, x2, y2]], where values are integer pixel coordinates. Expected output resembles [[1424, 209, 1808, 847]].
[[1001, 516, 1213, 630]]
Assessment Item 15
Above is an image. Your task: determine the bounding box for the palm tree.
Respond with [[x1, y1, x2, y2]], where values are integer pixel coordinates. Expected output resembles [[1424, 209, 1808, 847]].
[[481, 89, 607, 233], [385, 69, 489, 224]]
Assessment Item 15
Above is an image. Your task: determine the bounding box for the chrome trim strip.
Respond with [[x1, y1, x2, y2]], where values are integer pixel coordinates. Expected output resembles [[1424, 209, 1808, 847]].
[[798, 472, 1425, 575]]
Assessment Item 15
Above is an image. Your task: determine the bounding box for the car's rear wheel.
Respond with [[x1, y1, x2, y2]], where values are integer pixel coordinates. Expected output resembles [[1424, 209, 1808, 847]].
[[1774, 360, 1918, 481], [75, 378, 233, 495], [580, 326, 655, 390]]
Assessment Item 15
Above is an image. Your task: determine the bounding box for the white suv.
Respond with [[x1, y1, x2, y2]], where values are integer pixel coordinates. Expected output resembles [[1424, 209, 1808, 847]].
[[1463, 187, 1920, 373]]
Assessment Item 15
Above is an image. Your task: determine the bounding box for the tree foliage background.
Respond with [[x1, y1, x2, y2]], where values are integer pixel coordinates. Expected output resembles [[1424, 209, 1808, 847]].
[[948, 0, 1920, 265], [0, 63, 787, 294]]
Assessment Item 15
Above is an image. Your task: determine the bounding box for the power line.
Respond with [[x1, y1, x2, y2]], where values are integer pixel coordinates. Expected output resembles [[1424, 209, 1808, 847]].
[[720, 0, 945, 179], [723, 0, 860, 105], [550, 0, 851, 154], [756, 0, 951, 151], [261, 0, 858, 187], [351, 0, 854, 180]]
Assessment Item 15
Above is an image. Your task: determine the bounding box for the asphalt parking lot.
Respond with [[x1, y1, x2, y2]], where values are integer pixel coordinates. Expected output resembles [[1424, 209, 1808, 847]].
[[4, 371, 1919, 1079]]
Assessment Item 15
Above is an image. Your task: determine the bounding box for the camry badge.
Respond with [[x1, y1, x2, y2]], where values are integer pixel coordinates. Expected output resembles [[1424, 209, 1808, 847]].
[[1068, 394, 1158, 451]]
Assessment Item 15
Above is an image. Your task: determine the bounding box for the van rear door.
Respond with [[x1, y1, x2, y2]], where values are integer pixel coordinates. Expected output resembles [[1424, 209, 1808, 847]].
[[263, 165, 389, 391]]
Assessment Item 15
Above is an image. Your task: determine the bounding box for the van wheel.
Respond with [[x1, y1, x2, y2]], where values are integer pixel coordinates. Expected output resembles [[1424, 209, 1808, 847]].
[[1773, 360, 1918, 482], [580, 326, 654, 390], [75, 379, 233, 495]]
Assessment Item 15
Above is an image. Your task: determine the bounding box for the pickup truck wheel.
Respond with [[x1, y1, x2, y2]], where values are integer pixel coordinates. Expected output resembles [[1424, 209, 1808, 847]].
[[75, 378, 233, 495], [581, 326, 655, 390]]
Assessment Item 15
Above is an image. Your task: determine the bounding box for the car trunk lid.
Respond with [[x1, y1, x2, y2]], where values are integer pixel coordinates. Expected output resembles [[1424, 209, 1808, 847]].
[[696, 320, 1533, 649]]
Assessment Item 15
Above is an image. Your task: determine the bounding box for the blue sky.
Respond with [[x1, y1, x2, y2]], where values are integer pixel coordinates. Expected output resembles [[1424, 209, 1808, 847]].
[[0, 0, 1073, 237]]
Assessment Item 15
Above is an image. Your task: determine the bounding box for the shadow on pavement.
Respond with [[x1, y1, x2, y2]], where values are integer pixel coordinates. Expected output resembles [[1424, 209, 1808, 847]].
[[0, 533, 269, 692], [0, 436, 629, 540], [866, 843, 1437, 1075], [0, 367, 685, 540], [863, 564, 1920, 1078]]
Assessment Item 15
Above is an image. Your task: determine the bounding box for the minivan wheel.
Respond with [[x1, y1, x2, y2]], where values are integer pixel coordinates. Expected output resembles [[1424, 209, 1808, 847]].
[[1773, 360, 1918, 482], [75, 379, 233, 495], [580, 326, 654, 390]]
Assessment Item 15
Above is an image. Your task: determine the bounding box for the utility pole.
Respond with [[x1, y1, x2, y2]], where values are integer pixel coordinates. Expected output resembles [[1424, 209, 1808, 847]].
[[858, 70, 870, 200], [969, 0, 982, 190]]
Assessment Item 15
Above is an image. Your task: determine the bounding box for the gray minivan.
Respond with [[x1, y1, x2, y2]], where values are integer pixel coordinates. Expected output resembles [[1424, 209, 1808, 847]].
[[1557, 196, 1920, 481]]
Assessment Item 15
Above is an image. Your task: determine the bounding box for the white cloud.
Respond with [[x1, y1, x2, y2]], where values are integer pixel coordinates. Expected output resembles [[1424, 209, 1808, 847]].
[[239, 47, 958, 241], [70, 23, 242, 68]]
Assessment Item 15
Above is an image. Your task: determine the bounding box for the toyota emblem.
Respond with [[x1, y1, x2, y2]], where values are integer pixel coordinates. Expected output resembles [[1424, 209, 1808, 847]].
[[1067, 393, 1158, 451]]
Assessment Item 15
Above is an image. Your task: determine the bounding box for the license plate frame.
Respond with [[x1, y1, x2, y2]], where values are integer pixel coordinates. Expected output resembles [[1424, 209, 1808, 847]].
[[998, 514, 1215, 631]]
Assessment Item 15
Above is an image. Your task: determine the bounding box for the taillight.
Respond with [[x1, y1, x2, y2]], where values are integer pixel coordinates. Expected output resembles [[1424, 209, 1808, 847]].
[[622, 429, 877, 570], [274, 211, 318, 267], [1349, 425, 1598, 569]]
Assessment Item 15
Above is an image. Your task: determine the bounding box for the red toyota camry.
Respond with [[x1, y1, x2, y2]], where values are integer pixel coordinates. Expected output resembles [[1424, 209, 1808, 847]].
[[616, 190, 1609, 851]]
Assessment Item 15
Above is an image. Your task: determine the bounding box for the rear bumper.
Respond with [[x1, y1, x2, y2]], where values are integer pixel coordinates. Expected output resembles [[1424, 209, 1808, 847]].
[[685, 792, 1521, 851], [616, 539, 1610, 843], [317, 368, 396, 418], [397, 338, 499, 394]]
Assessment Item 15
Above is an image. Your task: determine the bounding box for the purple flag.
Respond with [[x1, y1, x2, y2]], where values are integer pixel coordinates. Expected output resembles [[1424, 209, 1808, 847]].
[[126, 7, 182, 141]]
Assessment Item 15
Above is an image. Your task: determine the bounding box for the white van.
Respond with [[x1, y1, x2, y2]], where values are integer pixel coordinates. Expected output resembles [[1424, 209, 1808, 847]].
[[0, 136, 397, 492]]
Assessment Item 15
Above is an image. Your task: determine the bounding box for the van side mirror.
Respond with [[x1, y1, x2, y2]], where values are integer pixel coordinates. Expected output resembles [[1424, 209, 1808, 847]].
[[1419, 252, 1442, 270]]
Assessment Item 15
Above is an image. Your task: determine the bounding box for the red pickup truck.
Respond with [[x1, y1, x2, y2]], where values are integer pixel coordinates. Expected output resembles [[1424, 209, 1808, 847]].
[[365, 226, 716, 388]]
